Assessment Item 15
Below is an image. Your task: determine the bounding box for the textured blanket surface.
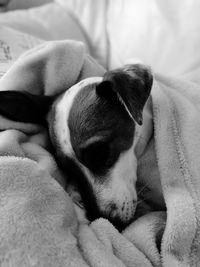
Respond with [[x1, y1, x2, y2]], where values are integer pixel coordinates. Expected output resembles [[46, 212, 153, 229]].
[[151, 75, 200, 266], [0, 40, 200, 266]]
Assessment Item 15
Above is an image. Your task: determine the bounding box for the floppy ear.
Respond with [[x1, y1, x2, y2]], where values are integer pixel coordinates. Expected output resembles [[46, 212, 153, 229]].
[[0, 91, 53, 125], [96, 64, 153, 125]]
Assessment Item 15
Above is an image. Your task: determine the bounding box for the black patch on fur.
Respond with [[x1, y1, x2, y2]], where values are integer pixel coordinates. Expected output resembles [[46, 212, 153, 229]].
[[59, 155, 102, 221], [0, 91, 53, 125], [68, 83, 135, 177], [45, 93, 134, 231], [56, 153, 132, 231], [97, 64, 153, 125]]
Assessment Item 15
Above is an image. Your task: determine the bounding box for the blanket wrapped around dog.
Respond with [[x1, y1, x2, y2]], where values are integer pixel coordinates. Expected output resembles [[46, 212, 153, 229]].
[[0, 39, 200, 267]]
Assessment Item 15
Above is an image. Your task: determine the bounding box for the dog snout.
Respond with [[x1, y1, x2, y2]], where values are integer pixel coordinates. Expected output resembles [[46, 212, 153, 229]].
[[100, 194, 137, 229], [102, 198, 137, 230], [120, 197, 137, 222]]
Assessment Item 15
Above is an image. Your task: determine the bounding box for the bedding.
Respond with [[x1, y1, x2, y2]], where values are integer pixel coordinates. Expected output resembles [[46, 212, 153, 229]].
[[0, 38, 105, 266], [7, 0, 52, 10], [2, 0, 200, 75], [0, 1, 107, 68], [1, 1, 200, 265], [0, 33, 200, 266], [58, 0, 200, 77]]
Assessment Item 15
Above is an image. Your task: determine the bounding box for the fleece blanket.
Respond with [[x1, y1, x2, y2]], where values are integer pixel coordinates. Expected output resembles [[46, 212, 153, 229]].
[[0, 39, 200, 267]]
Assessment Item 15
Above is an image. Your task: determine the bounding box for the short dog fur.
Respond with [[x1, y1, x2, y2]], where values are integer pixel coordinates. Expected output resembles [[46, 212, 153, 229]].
[[0, 63, 155, 230]]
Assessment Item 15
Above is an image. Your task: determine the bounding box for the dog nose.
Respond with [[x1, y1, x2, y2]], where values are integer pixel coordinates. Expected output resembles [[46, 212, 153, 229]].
[[120, 199, 137, 222], [108, 203, 137, 231]]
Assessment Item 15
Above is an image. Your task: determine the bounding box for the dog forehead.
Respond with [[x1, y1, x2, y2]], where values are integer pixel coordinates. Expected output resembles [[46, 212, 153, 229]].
[[68, 81, 128, 146], [53, 77, 102, 156], [54, 75, 134, 159]]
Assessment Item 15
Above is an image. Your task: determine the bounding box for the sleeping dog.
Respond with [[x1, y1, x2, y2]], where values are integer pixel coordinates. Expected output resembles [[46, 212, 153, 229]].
[[0, 63, 157, 229]]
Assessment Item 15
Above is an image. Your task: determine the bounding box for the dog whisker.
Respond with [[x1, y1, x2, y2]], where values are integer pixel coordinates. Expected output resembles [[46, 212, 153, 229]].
[[135, 133, 148, 143], [137, 184, 148, 196], [137, 198, 150, 205]]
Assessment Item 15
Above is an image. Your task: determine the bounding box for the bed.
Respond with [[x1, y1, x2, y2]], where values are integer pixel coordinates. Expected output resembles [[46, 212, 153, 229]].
[[0, 1, 200, 266]]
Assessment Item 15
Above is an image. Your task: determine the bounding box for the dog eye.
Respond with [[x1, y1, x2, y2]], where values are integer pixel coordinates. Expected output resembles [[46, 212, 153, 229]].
[[80, 142, 110, 173]]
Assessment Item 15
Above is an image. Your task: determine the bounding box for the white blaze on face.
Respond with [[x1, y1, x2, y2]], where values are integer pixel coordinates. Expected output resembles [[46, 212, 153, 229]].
[[93, 143, 138, 222], [53, 77, 103, 157], [52, 76, 139, 223], [77, 140, 138, 223]]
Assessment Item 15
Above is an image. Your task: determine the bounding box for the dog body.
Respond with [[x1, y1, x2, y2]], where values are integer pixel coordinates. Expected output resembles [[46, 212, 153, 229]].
[[0, 63, 162, 229]]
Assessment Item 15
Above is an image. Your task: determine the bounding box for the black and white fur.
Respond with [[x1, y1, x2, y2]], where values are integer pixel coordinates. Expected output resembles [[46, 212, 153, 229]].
[[0, 64, 154, 230]]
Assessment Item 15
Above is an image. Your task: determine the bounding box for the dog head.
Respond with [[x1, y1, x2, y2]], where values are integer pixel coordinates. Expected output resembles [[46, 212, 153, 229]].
[[0, 63, 153, 230]]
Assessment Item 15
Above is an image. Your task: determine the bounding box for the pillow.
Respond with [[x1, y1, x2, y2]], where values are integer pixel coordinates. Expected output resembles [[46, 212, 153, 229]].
[[0, 26, 43, 77], [106, 0, 200, 76], [7, 0, 52, 10], [0, 2, 106, 66], [56, 0, 109, 68], [0, 3, 86, 41], [58, 0, 200, 76]]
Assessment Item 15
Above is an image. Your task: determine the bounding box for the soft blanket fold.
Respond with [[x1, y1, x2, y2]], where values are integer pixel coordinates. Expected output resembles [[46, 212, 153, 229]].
[[0, 39, 200, 266], [151, 75, 200, 266]]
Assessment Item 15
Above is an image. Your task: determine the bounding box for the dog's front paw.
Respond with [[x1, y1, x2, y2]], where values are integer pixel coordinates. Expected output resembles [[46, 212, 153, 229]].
[[67, 184, 88, 224]]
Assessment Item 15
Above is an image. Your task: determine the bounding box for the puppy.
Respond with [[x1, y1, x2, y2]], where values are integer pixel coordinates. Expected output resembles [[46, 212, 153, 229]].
[[0, 64, 154, 229]]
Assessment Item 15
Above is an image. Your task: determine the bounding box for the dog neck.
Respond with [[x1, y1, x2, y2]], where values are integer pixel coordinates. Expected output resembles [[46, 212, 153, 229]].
[[134, 95, 153, 159]]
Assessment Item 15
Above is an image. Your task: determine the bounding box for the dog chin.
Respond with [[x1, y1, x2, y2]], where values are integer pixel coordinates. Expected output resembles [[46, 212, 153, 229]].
[[97, 201, 137, 231], [105, 211, 136, 231], [61, 156, 137, 230]]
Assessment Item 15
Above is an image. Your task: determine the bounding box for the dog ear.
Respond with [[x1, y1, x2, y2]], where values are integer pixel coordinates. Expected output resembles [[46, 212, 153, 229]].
[[96, 64, 153, 125], [0, 91, 53, 125]]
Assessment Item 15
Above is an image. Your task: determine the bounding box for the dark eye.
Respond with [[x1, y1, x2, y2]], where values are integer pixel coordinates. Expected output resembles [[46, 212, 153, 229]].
[[80, 142, 110, 174]]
